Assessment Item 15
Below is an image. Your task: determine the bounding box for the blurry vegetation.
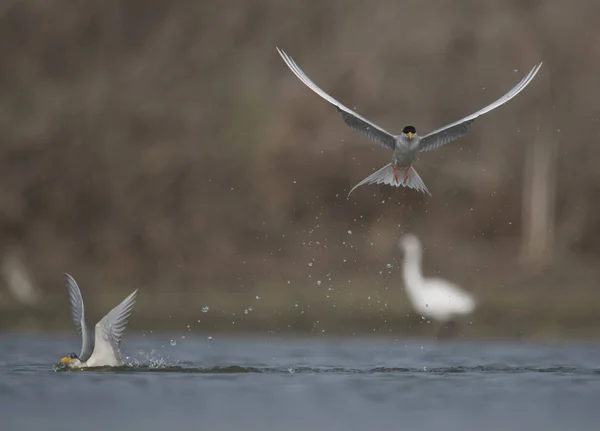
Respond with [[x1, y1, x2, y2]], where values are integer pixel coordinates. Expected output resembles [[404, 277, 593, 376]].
[[1, 0, 600, 339]]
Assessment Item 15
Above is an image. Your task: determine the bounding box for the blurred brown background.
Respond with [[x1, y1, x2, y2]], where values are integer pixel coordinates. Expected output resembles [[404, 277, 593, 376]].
[[0, 0, 599, 339]]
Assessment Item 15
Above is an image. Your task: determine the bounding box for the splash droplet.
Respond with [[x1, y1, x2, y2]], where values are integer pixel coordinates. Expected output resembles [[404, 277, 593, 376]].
[[170, 339, 176, 346], [202, 306, 209, 313]]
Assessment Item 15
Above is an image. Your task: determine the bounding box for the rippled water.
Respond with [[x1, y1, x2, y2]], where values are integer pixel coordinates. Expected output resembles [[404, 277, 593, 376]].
[[2, 334, 600, 430]]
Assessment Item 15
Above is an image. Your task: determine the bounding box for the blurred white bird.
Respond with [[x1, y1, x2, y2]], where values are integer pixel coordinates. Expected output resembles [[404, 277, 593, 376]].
[[59, 273, 138, 369], [1, 254, 41, 306], [398, 234, 475, 335]]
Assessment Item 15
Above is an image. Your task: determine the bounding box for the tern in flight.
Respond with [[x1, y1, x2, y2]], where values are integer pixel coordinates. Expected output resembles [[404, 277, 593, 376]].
[[277, 48, 542, 197]]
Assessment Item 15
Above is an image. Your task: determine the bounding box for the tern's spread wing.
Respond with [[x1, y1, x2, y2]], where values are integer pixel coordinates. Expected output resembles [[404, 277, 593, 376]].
[[348, 163, 431, 197], [418, 63, 542, 152], [64, 273, 94, 362], [95, 289, 138, 358], [277, 47, 396, 150]]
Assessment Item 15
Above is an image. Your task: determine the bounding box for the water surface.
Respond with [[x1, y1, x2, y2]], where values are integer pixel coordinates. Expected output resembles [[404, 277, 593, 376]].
[[1, 334, 599, 430]]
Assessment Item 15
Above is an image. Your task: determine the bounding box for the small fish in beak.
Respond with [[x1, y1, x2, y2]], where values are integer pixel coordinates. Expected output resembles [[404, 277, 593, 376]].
[[59, 352, 78, 364]]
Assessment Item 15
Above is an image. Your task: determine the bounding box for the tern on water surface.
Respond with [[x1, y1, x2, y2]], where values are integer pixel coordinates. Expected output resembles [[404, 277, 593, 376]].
[[277, 48, 542, 197], [59, 273, 138, 369]]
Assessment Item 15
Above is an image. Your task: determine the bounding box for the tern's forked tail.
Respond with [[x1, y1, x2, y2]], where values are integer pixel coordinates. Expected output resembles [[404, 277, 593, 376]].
[[347, 163, 432, 197]]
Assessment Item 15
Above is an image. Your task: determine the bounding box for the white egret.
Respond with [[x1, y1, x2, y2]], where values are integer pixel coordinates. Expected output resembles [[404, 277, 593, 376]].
[[398, 234, 475, 337]]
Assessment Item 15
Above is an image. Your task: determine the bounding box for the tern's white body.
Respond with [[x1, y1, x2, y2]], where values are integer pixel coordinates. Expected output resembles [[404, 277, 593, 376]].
[[61, 274, 138, 369], [399, 235, 475, 322]]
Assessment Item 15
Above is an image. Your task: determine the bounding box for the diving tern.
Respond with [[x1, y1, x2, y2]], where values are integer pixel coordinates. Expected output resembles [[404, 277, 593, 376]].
[[59, 273, 138, 369]]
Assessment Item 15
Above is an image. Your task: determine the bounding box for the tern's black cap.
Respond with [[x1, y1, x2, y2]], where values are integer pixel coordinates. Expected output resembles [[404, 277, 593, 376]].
[[402, 126, 416, 134]]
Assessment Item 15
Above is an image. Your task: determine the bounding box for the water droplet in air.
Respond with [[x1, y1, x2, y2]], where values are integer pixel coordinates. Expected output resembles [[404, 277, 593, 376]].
[[386, 263, 392, 269], [317, 280, 322, 286], [308, 262, 313, 267], [170, 339, 176, 346], [256, 296, 260, 300], [207, 336, 213, 341], [347, 230, 352, 234], [202, 306, 210, 313]]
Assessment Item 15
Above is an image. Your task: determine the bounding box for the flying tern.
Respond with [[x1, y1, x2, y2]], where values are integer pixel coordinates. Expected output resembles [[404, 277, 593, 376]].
[[277, 48, 542, 196]]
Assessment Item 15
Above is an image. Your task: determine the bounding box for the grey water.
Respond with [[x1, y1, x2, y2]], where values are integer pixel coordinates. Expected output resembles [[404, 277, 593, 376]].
[[1, 334, 600, 431]]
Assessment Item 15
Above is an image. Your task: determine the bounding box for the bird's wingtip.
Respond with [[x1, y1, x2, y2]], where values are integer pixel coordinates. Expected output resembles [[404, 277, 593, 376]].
[[347, 187, 359, 198]]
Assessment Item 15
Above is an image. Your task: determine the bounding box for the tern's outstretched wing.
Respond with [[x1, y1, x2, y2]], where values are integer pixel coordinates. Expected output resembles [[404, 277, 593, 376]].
[[93, 289, 138, 364], [277, 47, 397, 150], [418, 63, 542, 152], [64, 273, 94, 362]]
